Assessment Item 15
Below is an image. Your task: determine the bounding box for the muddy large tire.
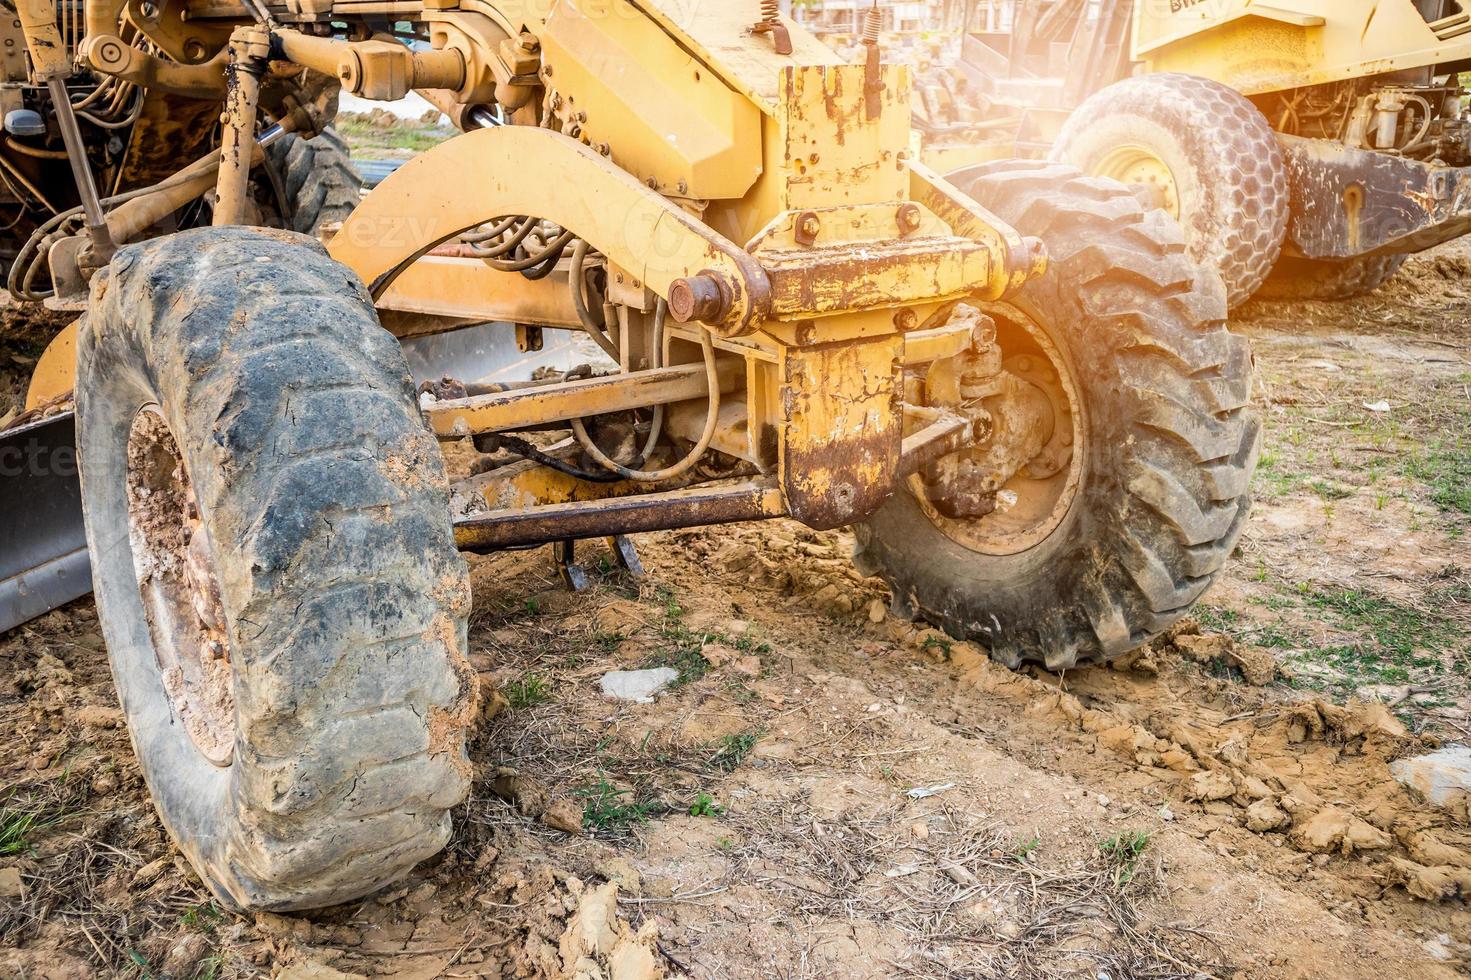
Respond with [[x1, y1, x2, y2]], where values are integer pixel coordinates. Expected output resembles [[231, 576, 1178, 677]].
[[75, 226, 474, 911], [263, 127, 362, 235], [1051, 73, 1289, 309], [1256, 253, 1407, 302], [855, 161, 1261, 670]]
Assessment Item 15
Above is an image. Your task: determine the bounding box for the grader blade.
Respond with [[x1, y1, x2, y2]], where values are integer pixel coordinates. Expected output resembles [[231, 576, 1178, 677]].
[[0, 412, 91, 633]]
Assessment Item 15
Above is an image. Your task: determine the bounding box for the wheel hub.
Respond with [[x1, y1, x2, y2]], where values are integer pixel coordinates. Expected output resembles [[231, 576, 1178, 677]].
[[910, 304, 1085, 556], [1094, 144, 1180, 219], [126, 408, 235, 767]]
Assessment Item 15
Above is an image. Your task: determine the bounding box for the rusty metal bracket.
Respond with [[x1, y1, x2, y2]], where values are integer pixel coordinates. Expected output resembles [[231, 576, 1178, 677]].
[[555, 540, 589, 591], [752, 1, 793, 56], [909, 162, 1047, 300], [551, 535, 643, 592], [326, 125, 773, 337], [607, 535, 644, 577]]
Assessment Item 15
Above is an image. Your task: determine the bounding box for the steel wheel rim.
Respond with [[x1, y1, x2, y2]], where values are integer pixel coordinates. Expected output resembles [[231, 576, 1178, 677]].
[[909, 302, 1086, 557], [1094, 144, 1181, 219]]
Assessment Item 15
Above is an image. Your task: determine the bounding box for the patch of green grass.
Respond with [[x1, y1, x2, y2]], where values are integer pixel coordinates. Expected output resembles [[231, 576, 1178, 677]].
[[335, 117, 453, 155], [689, 792, 723, 818], [1309, 479, 1354, 502], [504, 673, 551, 709], [0, 800, 63, 856], [1100, 830, 1151, 885], [639, 588, 710, 684], [921, 634, 952, 657], [1312, 644, 1411, 686], [642, 639, 711, 685], [577, 778, 657, 833], [1305, 588, 1462, 661], [641, 589, 769, 686], [1279, 587, 1471, 694], [180, 903, 224, 934], [1253, 450, 1304, 498], [125, 949, 155, 979], [1193, 605, 1241, 633], [1429, 567, 1470, 607], [723, 678, 759, 705], [709, 731, 760, 772], [1405, 440, 1471, 516], [1193, 603, 1305, 653]]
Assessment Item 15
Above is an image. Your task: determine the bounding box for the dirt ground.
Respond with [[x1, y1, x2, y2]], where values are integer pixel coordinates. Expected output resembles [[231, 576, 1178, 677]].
[[1, 243, 1469, 979]]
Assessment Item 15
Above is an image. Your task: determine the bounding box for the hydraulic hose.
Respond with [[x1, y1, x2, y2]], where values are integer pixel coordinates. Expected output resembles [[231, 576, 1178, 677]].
[[570, 306, 717, 484]]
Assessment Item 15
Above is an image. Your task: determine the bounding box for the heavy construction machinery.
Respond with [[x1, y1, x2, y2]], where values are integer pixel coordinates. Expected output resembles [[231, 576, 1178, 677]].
[[941, 0, 1471, 306], [0, 1, 1257, 911]]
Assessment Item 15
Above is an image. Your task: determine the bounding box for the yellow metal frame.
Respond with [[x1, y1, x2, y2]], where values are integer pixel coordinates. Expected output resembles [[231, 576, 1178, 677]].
[[327, 123, 773, 336], [24, 0, 1046, 533], [1132, 0, 1471, 96]]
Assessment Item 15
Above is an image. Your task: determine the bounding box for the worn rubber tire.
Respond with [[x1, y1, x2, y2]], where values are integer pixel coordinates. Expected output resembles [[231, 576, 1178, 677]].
[[854, 161, 1261, 670], [1051, 72, 1289, 309], [76, 226, 475, 911], [1256, 253, 1407, 301], [264, 127, 362, 235]]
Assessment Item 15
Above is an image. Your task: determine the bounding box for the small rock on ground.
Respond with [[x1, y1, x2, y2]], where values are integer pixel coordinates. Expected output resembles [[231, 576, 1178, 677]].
[[600, 668, 680, 704], [1391, 745, 1471, 810]]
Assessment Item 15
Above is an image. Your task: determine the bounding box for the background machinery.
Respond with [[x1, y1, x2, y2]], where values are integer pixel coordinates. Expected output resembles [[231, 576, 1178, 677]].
[[0, 0, 1257, 911], [932, 0, 1471, 306]]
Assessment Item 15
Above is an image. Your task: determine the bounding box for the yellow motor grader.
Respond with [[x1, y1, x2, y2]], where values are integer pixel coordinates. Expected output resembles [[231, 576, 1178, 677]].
[[946, 0, 1471, 307], [0, 0, 1257, 911]]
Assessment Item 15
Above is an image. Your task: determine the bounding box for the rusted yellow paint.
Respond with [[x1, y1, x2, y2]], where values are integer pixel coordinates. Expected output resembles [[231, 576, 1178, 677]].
[[778, 335, 903, 530], [539, 0, 762, 201], [325, 124, 770, 334]]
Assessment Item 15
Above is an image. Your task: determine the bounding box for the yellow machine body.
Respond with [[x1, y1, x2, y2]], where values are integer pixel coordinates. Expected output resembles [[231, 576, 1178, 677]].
[[1133, 1, 1471, 95]]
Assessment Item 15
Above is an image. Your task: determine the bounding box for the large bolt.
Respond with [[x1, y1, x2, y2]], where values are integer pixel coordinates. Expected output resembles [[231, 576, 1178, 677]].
[[969, 313, 997, 352], [1023, 235, 1048, 276], [797, 212, 821, 245], [668, 274, 731, 325], [897, 203, 923, 236]]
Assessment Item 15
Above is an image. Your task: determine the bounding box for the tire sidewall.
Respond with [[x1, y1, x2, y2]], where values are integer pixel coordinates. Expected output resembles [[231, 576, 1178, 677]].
[[75, 229, 473, 911], [76, 285, 238, 889]]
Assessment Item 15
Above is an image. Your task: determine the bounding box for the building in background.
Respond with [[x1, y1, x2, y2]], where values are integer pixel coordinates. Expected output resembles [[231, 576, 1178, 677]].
[[793, 1, 971, 35]]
